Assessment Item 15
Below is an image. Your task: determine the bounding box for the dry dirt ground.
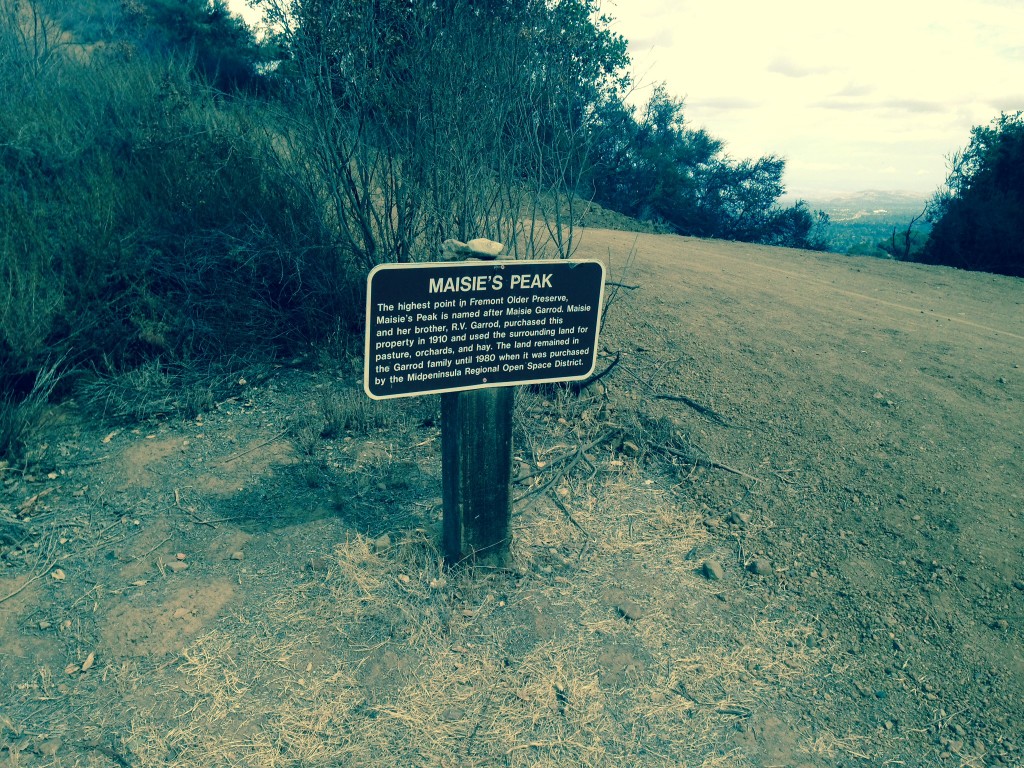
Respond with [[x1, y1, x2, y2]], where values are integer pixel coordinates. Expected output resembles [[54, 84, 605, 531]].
[[1, 230, 1021, 767]]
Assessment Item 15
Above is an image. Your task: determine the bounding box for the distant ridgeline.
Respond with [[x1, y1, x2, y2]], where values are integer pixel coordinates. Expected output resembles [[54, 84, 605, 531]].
[[808, 191, 930, 258]]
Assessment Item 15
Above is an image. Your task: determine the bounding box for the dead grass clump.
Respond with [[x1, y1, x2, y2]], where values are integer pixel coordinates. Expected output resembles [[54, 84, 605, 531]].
[[0, 358, 61, 463], [317, 385, 399, 437], [80, 358, 267, 421]]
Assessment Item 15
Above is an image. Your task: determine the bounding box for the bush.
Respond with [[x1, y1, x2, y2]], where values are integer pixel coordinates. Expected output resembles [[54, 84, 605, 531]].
[[0, 7, 359, 401], [920, 112, 1024, 277]]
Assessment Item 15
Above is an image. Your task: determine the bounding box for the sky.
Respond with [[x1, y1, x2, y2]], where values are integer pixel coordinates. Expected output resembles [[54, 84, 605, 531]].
[[228, 0, 1024, 200], [607, 0, 1024, 199]]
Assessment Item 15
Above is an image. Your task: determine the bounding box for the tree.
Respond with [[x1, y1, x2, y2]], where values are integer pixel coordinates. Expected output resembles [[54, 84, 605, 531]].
[[920, 112, 1024, 277], [128, 0, 265, 92], [586, 86, 828, 249], [255, 0, 629, 269]]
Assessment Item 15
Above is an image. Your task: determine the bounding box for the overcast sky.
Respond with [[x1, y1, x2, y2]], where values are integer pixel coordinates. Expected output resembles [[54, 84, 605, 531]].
[[228, 0, 1024, 200], [608, 0, 1024, 199]]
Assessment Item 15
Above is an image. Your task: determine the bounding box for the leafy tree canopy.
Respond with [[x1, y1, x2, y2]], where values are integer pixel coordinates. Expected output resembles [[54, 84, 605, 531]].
[[588, 86, 829, 250], [920, 111, 1024, 277], [129, 0, 265, 92]]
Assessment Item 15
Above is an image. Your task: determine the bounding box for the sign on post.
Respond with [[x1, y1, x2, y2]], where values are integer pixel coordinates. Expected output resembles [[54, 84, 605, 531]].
[[364, 260, 606, 399]]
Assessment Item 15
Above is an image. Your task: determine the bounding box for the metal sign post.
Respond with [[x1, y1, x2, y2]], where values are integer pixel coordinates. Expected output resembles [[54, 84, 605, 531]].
[[364, 244, 605, 565]]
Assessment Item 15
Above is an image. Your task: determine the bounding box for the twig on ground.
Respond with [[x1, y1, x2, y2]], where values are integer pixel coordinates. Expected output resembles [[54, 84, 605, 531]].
[[129, 535, 172, 563], [514, 428, 617, 487], [568, 352, 620, 394], [0, 553, 59, 606], [654, 394, 732, 427], [211, 428, 290, 467], [656, 443, 762, 482], [548, 489, 588, 535], [514, 429, 617, 512]]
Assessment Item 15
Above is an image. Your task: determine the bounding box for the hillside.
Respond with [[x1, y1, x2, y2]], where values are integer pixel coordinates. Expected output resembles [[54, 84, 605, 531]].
[[1, 231, 1021, 767]]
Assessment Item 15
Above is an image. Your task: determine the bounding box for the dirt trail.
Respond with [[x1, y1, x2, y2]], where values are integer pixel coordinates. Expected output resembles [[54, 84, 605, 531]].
[[1, 230, 1021, 767], [578, 229, 1024, 764]]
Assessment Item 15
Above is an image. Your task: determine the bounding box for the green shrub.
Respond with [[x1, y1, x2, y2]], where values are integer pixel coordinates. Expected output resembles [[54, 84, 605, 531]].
[[0, 10, 361, 401]]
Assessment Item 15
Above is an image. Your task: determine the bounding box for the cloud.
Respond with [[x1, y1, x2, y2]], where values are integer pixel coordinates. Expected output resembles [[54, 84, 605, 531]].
[[812, 99, 868, 112], [812, 97, 949, 115], [694, 97, 760, 111], [988, 96, 1024, 112], [834, 83, 874, 98], [627, 28, 674, 51], [767, 56, 833, 78], [880, 99, 947, 114]]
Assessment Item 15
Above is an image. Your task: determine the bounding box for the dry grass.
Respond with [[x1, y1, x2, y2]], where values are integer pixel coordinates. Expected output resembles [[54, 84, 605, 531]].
[[79, 357, 270, 421], [0, 373, 835, 767], [0, 357, 62, 463], [93, 437, 827, 768]]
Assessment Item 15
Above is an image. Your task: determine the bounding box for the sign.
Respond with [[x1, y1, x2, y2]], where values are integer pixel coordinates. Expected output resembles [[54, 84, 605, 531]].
[[364, 259, 605, 399]]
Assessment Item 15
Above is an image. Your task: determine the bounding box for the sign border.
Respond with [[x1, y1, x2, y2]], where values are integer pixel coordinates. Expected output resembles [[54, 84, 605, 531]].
[[364, 259, 606, 400]]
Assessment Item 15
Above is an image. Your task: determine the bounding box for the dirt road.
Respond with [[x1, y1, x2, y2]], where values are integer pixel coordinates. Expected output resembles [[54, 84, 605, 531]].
[[577, 229, 1024, 765], [1, 230, 1020, 767]]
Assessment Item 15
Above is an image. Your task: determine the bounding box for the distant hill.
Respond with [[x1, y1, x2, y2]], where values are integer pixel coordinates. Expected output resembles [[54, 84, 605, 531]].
[[800, 190, 931, 256]]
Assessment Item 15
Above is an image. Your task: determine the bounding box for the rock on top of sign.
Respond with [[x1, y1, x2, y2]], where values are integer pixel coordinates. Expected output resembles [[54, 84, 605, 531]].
[[441, 238, 504, 260]]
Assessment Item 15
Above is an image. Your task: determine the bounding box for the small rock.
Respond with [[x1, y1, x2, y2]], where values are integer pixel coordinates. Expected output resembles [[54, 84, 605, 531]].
[[440, 705, 465, 721], [703, 517, 720, 530], [36, 737, 61, 757], [465, 238, 504, 258], [1012, 579, 1024, 591], [748, 558, 772, 576], [948, 739, 964, 754], [726, 512, 750, 527], [165, 560, 188, 573], [616, 600, 644, 621], [397, 574, 410, 584], [622, 440, 641, 456], [372, 533, 392, 552], [51, 569, 66, 581], [992, 619, 1009, 631], [429, 577, 447, 589], [702, 559, 725, 581], [175, 552, 187, 561], [230, 551, 244, 561], [38, 620, 51, 630], [81, 651, 95, 672]]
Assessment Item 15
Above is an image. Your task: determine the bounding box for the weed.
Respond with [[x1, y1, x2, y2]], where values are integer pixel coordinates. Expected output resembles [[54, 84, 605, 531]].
[[0, 358, 62, 463], [79, 357, 267, 421]]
